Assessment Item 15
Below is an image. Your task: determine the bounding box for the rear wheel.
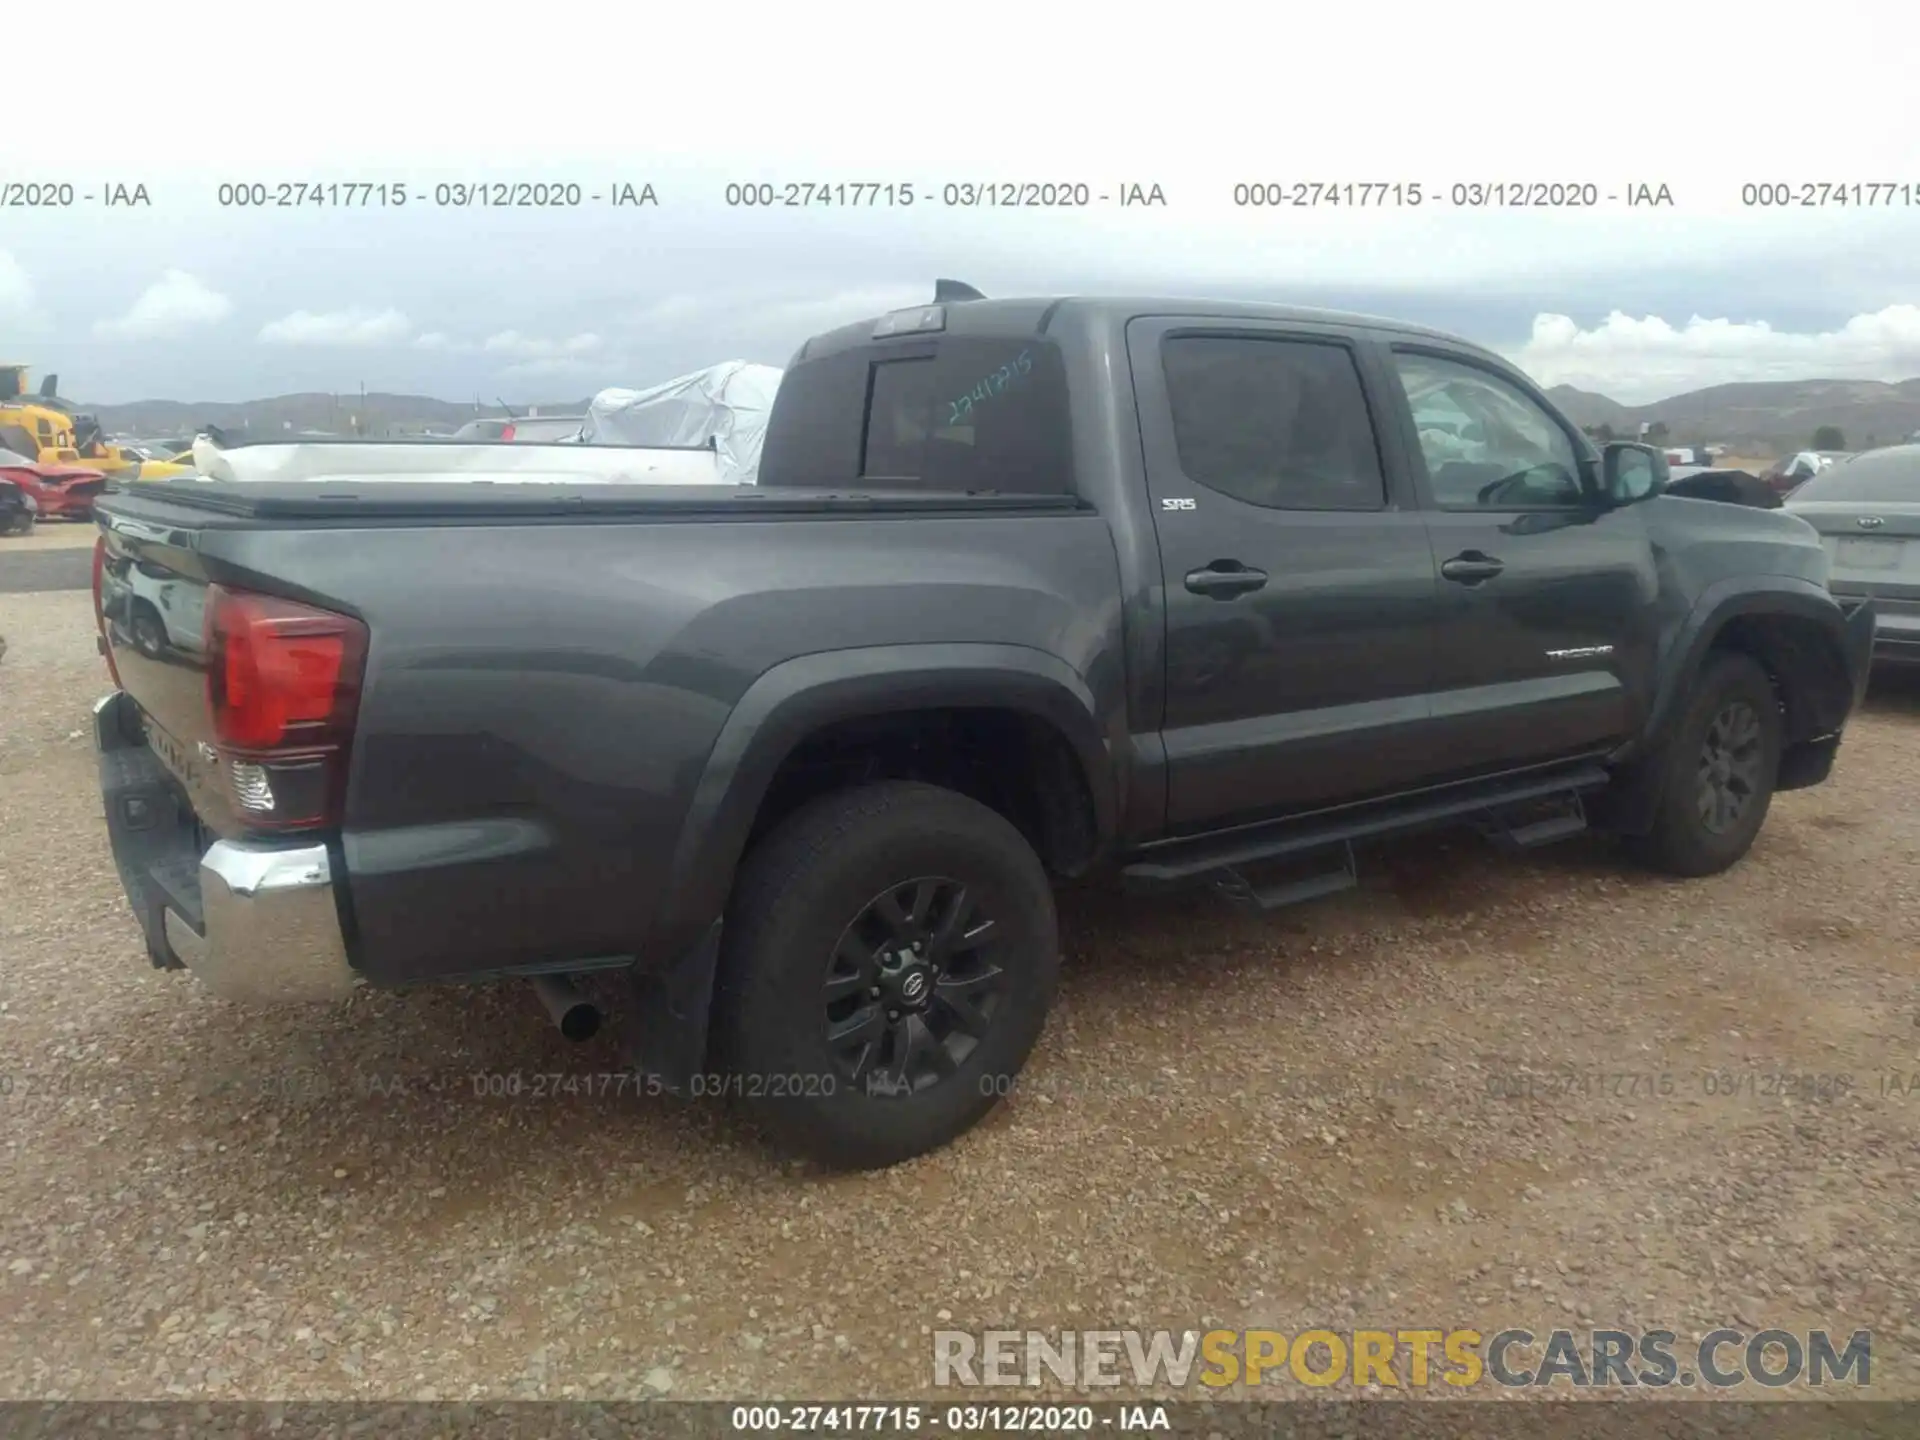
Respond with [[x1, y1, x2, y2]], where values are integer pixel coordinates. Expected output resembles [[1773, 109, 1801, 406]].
[[130, 605, 169, 659], [5, 511, 32, 536], [712, 781, 1059, 1170], [1630, 651, 1782, 877]]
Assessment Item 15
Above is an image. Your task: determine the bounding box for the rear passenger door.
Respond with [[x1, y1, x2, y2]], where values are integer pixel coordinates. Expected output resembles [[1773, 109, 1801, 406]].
[[1129, 318, 1447, 833]]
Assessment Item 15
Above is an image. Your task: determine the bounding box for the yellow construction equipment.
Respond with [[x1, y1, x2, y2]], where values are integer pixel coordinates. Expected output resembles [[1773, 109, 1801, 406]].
[[0, 365, 192, 480]]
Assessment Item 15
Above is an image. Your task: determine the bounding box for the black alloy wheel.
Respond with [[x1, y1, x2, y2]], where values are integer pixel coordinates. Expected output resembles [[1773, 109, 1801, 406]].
[[1695, 699, 1764, 834], [822, 876, 1009, 1097], [712, 780, 1061, 1169], [1628, 651, 1781, 877]]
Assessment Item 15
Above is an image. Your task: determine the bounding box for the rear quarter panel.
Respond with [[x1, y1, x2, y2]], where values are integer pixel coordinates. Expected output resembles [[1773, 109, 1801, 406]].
[[235, 513, 1126, 985]]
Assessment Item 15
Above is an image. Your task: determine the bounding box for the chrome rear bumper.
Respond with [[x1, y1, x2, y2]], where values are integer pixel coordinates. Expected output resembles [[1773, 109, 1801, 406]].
[[96, 689, 360, 1004]]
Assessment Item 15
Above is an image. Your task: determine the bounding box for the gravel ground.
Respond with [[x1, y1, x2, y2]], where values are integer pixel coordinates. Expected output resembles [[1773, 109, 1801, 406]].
[[2, 588, 1917, 1402], [2, 519, 100, 551]]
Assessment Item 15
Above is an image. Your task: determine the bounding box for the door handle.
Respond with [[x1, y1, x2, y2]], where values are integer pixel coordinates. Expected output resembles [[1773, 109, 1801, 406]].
[[1184, 561, 1269, 599], [1440, 551, 1504, 585]]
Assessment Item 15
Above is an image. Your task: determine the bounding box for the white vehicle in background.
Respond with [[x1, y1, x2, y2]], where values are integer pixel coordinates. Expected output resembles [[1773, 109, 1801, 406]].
[[97, 530, 209, 658], [183, 366, 784, 486], [1762, 449, 1852, 497], [449, 415, 588, 443], [581, 361, 782, 484], [188, 431, 736, 485]]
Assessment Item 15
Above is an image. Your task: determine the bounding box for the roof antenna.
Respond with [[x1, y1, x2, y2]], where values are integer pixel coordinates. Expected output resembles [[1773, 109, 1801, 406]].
[[934, 279, 986, 303]]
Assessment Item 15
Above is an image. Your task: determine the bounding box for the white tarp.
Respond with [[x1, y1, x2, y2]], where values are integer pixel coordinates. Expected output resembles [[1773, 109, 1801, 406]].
[[189, 436, 725, 485], [580, 361, 782, 484]]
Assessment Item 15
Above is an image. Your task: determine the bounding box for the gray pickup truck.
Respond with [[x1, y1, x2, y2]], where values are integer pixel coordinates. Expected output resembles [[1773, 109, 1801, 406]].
[[90, 288, 1876, 1169]]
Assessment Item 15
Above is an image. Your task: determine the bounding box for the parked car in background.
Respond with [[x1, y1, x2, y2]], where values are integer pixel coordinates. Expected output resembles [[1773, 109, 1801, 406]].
[[0, 445, 107, 520], [0, 475, 34, 534], [97, 547, 209, 660], [450, 415, 586, 442], [1786, 444, 1920, 667], [449, 418, 512, 441], [1762, 449, 1852, 496]]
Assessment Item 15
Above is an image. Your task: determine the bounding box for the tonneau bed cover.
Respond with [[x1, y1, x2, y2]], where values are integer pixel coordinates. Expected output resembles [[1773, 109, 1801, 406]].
[[98, 479, 1087, 524]]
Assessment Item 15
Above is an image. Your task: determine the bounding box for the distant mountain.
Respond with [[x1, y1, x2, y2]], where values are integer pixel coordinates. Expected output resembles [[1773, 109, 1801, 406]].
[[1546, 378, 1920, 451], [77, 392, 594, 441]]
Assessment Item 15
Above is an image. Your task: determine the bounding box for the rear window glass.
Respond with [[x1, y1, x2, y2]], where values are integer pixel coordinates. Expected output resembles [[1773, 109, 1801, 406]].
[[1790, 450, 1920, 503], [759, 337, 1071, 494]]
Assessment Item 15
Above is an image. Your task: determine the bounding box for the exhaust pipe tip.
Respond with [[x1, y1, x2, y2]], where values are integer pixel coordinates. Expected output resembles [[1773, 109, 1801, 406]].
[[556, 1000, 600, 1043], [530, 974, 601, 1042]]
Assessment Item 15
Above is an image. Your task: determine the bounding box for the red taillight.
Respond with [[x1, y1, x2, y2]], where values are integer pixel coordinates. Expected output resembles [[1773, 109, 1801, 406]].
[[499, 423, 516, 442], [205, 586, 366, 750], [91, 536, 122, 687], [203, 585, 367, 830]]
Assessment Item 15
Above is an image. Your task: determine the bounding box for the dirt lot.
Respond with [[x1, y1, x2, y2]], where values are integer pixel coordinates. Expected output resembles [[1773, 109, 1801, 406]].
[[2, 588, 1918, 1402]]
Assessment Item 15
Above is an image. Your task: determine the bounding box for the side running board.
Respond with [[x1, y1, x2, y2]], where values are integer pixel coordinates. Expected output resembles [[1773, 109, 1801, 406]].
[[1210, 843, 1359, 914], [1124, 762, 1610, 910]]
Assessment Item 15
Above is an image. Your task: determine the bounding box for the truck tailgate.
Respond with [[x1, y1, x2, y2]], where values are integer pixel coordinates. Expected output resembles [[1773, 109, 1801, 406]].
[[96, 522, 238, 832]]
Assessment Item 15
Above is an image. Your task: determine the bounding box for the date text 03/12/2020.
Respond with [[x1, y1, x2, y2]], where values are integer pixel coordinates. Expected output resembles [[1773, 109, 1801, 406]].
[[209, 181, 661, 208]]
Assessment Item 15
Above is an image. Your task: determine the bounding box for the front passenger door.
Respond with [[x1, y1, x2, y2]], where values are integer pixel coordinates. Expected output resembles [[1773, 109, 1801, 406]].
[[1388, 347, 1660, 775]]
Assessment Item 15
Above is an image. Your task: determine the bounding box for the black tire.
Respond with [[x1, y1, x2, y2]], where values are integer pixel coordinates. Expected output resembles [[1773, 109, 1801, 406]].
[[6, 511, 32, 536], [1629, 651, 1782, 877], [712, 780, 1060, 1170]]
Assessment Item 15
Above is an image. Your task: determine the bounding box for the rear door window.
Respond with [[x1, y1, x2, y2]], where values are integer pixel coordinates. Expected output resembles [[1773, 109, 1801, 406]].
[[1158, 335, 1387, 510]]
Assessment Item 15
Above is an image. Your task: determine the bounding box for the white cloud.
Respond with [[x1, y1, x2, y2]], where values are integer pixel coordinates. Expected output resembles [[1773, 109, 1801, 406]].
[[482, 330, 603, 360], [752, 285, 929, 338], [500, 356, 607, 380], [259, 307, 413, 347], [0, 250, 32, 320], [1511, 305, 1920, 403], [627, 294, 704, 329], [412, 330, 464, 351], [484, 331, 609, 378], [92, 270, 231, 341]]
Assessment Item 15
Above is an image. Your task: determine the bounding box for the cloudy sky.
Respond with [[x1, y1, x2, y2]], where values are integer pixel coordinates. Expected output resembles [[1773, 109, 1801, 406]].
[[7, 0, 1917, 407]]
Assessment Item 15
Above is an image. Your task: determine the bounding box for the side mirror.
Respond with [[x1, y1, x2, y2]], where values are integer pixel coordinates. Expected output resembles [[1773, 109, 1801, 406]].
[[1603, 442, 1665, 505]]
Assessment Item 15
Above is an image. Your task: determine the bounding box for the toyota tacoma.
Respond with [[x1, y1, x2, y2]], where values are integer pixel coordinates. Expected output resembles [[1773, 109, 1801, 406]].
[[89, 288, 1876, 1169]]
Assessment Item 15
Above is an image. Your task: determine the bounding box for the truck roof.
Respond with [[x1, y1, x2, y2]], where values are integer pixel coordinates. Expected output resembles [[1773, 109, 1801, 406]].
[[797, 294, 1491, 361]]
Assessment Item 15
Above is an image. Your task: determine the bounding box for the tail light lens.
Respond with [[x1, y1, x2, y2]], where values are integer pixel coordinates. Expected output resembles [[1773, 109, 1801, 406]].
[[499, 423, 516, 442], [203, 585, 368, 831], [90, 536, 122, 688]]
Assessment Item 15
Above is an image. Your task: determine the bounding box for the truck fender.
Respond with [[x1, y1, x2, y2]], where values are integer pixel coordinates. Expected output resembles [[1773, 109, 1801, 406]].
[[652, 643, 1119, 969], [627, 645, 1118, 1090], [1599, 575, 1860, 832]]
